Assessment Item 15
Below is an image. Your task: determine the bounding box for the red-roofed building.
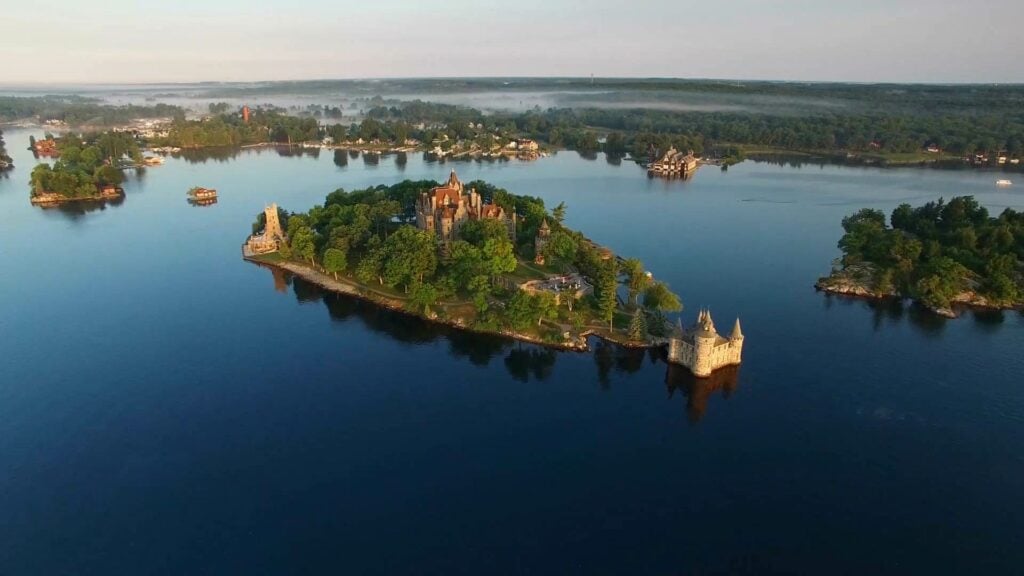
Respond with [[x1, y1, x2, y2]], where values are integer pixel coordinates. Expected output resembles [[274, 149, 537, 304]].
[[415, 170, 513, 244]]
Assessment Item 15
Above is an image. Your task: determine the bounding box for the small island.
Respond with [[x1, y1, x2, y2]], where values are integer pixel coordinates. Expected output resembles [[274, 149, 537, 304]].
[[242, 171, 743, 376], [28, 131, 140, 205], [817, 196, 1024, 317], [187, 186, 218, 206]]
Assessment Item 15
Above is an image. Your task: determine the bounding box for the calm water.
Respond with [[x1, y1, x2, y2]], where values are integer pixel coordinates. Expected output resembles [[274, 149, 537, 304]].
[[1, 129, 1022, 574]]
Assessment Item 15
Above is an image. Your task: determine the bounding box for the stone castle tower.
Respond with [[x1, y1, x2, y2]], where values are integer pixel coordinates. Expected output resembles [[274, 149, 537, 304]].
[[666, 308, 743, 377], [534, 219, 551, 264], [245, 203, 288, 254]]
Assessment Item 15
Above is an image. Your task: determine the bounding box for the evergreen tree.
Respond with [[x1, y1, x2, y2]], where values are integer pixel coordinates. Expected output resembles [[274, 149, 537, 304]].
[[628, 309, 647, 341]]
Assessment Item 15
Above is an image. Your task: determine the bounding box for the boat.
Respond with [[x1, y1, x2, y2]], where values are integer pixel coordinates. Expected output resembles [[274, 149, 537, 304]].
[[996, 179, 1013, 187], [143, 156, 165, 166]]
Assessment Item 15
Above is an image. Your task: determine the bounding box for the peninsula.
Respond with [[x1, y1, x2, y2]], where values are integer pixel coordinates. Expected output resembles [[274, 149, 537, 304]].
[[816, 196, 1024, 317], [0, 130, 12, 171], [242, 172, 743, 376]]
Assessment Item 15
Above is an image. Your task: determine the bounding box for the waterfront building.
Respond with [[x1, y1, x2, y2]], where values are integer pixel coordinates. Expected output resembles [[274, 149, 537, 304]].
[[666, 309, 744, 377], [648, 147, 698, 178], [246, 203, 287, 254], [415, 170, 513, 244]]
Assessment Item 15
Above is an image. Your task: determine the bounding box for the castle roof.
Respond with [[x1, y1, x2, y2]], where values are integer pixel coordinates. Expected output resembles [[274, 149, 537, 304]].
[[539, 218, 550, 231], [432, 187, 462, 206], [730, 318, 743, 339]]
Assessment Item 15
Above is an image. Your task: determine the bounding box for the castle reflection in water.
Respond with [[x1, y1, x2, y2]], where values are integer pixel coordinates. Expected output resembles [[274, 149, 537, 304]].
[[258, 268, 742, 423]]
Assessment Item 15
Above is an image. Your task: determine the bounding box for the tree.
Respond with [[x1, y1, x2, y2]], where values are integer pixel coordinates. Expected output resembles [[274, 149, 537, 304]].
[[643, 281, 682, 312], [552, 201, 567, 224], [534, 292, 558, 326], [541, 231, 577, 267], [597, 260, 619, 330], [628, 309, 647, 341], [459, 218, 510, 246], [504, 291, 537, 332], [409, 282, 441, 316], [290, 226, 317, 265], [382, 226, 437, 291], [622, 258, 651, 306], [481, 238, 517, 279], [322, 247, 348, 279]]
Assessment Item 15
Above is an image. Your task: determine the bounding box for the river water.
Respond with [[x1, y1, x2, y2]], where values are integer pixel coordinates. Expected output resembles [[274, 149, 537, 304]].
[[1, 128, 1021, 574]]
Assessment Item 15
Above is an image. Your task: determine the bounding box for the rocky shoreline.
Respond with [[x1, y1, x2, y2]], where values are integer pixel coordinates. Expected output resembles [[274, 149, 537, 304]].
[[30, 188, 124, 205], [816, 267, 1020, 318], [242, 253, 640, 353]]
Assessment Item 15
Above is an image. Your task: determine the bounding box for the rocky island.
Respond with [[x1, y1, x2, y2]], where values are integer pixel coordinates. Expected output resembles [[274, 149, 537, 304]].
[[242, 171, 743, 376], [817, 196, 1024, 317]]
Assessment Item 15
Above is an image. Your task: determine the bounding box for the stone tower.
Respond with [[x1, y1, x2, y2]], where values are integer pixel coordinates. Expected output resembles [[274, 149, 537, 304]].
[[666, 308, 744, 377], [245, 203, 288, 255], [534, 219, 551, 265], [264, 203, 284, 241]]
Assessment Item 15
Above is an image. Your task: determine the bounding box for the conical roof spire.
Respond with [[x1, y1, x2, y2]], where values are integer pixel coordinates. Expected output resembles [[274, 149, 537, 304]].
[[730, 318, 743, 339]]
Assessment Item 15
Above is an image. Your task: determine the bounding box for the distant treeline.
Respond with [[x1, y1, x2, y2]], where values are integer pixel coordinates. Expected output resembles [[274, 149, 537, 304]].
[[338, 99, 1024, 160], [154, 108, 319, 147], [0, 96, 184, 126]]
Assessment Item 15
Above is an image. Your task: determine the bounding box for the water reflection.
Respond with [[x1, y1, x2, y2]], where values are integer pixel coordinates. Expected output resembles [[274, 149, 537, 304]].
[[504, 345, 557, 382], [36, 195, 125, 219], [262, 271, 742, 422], [176, 147, 243, 164], [823, 293, 949, 336], [665, 363, 741, 424], [333, 150, 348, 167]]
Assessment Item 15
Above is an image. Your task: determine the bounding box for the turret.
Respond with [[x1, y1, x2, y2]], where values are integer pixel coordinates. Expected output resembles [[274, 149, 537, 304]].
[[730, 318, 743, 341]]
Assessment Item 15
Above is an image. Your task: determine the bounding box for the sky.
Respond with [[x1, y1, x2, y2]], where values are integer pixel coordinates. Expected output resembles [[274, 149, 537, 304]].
[[1, 0, 1022, 84]]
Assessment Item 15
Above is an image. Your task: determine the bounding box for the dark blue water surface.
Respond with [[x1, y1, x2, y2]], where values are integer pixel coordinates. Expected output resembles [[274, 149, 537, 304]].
[[1, 129, 1022, 575]]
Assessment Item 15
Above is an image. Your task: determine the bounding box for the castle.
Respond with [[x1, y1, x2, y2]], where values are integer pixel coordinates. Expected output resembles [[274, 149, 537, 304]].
[[666, 309, 743, 377], [648, 147, 699, 178], [246, 203, 287, 254], [415, 170, 513, 243]]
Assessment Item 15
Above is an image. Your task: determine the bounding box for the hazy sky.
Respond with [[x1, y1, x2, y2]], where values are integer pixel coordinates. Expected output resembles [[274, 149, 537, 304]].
[[2, 0, 1022, 84]]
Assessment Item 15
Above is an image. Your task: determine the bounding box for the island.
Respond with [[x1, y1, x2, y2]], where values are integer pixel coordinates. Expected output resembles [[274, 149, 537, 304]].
[[28, 131, 139, 205], [816, 196, 1024, 317], [242, 171, 743, 377]]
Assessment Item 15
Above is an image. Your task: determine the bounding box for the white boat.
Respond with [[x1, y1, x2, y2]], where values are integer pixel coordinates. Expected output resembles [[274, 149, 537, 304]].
[[996, 179, 1012, 186]]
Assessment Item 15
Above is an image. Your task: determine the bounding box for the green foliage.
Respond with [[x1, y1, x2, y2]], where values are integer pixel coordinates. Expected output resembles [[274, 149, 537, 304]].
[[622, 258, 652, 306], [322, 247, 348, 279], [459, 218, 510, 246], [541, 231, 578, 267], [628, 309, 648, 341], [597, 259, 619, 330], [27, 132, 140, 198], [0, 130, 12, 170], [835, 196, 1024, 306], [290, 226, 317, 264], [643, 281, 682, 312], [381, 226, 438, 291], [408, 282, 441, 316]]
